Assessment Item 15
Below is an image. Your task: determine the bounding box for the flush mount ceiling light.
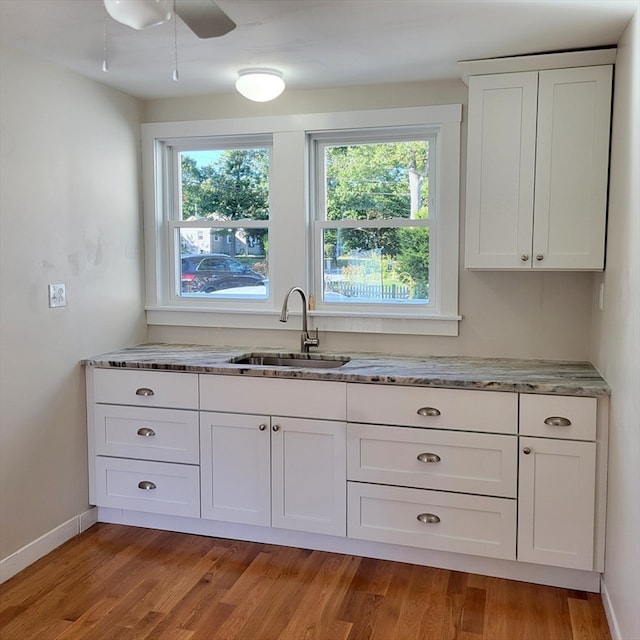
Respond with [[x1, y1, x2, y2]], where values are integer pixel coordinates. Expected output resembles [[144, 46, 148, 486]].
[[103, 0, 173, 30], [235, 69, 285, 102]]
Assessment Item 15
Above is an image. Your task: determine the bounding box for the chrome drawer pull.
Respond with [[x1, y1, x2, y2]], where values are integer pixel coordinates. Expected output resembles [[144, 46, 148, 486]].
[[417, 452, 441, 463], [137, 480, 156, 491], [544, 416, 572, 427], [417, 407, 441, 417], [135, 388, 154, 397], [136, 427, 156, 437], [417, 513, 440, 524]]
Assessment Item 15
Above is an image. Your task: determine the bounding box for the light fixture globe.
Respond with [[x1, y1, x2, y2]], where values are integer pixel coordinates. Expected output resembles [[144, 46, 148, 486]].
[[235, 69, 285, 102], [104, 0, 173, 30]]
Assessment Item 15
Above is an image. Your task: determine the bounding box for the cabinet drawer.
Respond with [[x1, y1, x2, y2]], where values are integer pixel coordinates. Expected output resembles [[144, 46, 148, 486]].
[[95, 457, 200, 517], [94, 405, 199, 464], [200, 375, 346, 420], [347, 424, 517, 497], [92, 368, 198, 409], [348, 482, 516, 560], [520, 394, 596, 440], [347, 384, 517, 433]]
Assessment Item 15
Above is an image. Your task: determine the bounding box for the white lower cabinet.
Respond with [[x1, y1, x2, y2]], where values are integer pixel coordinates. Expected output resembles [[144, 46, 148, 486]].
[[200, 411, 271, 526], [87, 368, 606, 587], [348, 483, 516, 560], [88, 368, 201, 518], [95, 457, 200, 517], [518, 437, 597, 570], [200, 411, 346, 536], [345, 385, 519, 561]]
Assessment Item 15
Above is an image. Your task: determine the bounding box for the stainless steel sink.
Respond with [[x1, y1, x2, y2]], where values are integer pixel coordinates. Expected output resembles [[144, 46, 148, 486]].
[[227, 352, 350, 368]]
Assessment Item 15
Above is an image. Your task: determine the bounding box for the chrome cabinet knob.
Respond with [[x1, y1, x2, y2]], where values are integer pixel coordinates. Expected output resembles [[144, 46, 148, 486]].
[[417, 407, 441, 417], [136, 427, 156, 437], [135, 387, 154, 397], [536, 254, 544, 261], [521, 254, 529, 262], [417, 452, 441, 463], [523, 447, 532, 455], [417, 513, 440, 524], [258, 423, 267, 431], [138, 480, 157, 490], [272, 424, 280, 432]]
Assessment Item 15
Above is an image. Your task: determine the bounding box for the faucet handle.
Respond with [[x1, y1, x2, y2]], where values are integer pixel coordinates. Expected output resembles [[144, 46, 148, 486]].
[[302, 328, 320, 351]]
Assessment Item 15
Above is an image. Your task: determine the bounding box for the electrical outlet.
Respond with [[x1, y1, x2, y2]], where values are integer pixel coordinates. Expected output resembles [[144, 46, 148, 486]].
[[49, 283, 67, 308]]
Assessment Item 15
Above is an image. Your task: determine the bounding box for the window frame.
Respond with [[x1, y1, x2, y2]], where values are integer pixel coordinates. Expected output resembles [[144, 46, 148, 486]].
[[142, 105, 461, 335]]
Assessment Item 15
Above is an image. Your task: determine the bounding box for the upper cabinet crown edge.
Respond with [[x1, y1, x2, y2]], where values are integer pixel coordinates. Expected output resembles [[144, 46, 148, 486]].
[[458, 48, 617, 85]]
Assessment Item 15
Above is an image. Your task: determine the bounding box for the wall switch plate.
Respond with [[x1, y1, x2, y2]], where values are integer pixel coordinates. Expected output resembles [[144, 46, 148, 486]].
[[48, 283, 66, 308]]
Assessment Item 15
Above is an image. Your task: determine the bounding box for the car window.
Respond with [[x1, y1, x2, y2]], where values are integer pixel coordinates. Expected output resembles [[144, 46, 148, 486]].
[[225, 259, 244, 273]]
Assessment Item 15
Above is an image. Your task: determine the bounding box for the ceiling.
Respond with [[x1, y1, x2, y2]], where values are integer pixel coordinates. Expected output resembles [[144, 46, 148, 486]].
[[0, 0, 637, 100]]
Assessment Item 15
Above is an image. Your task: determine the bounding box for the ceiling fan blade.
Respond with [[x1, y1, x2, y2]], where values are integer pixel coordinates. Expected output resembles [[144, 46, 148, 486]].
[[175, 0, 236, 39]]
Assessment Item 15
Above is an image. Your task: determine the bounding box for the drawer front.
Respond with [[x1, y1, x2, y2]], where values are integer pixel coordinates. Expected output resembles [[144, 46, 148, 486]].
[[92, 368, 198, 409], [200, 375, 346, 420], [520, 394, 597, 440], [347, 424, 517, 497], [347, 384, 517, 433], [94, 405, 199, 464], [95, 457, 200, 517], [348, 482, 516, 560]]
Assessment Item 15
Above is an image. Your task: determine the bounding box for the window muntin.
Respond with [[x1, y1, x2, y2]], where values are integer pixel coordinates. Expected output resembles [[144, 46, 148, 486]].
[[313, 132, 434, 309]]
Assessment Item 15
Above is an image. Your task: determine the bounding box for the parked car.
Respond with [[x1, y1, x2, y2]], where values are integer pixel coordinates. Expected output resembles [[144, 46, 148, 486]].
[[181, 254, 266, 293]]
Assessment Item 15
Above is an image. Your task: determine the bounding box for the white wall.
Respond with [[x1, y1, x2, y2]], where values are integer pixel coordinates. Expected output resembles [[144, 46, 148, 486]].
[[0, 48, 147, 561], [591, 11, 640, 640], [144, 80, 596, 360]]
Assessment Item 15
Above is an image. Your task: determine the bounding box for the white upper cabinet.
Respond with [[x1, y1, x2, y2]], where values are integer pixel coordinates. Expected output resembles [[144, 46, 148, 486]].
[[464, 65, 612, 270]]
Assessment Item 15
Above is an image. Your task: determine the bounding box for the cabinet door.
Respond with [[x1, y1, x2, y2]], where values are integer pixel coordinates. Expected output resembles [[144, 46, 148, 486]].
[[200, 411, 271, 526], [465, 72, 538, 269], [533, 66, 612, 270], [518, 437, 596, 570], [271, 417, 346, 536]]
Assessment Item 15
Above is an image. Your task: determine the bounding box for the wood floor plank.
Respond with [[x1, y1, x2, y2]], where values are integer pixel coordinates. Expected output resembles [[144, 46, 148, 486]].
[[366, 560, 414, 640], [460, 586, 487, 635], [0, 524, 611, 640]]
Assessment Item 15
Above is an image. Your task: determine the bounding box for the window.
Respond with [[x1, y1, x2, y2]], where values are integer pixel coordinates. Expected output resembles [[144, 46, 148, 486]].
[[142, 106, 461, 335], [164, 137, 270, 301], [312, 129, 435, 314]]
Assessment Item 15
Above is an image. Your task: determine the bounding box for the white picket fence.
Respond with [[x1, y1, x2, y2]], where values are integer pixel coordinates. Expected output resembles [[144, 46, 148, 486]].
[[328, 282, 411, 299]]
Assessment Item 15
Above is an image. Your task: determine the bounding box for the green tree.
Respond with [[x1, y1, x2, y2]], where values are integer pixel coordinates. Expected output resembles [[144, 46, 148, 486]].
[[181, 149, 269, 254], [324, 141, 430, 298]]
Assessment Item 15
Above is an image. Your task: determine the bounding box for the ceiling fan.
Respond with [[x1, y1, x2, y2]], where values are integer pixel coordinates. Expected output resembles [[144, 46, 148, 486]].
[[103, 0, 236, 39]]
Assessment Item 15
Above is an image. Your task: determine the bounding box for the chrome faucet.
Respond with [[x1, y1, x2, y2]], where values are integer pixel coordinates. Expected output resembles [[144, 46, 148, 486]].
[[279, 287, 319, 353]]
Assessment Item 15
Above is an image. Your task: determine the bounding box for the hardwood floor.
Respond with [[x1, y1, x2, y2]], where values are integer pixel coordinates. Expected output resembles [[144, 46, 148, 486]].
[[0, 524, 611, 640]]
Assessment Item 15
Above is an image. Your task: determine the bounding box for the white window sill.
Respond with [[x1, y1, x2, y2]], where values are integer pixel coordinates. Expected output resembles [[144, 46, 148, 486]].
[[146, 307, 460, 336]]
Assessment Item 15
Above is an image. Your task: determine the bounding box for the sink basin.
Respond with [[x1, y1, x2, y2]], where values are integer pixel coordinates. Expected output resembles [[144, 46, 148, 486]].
[[227, 352, 350, 369]]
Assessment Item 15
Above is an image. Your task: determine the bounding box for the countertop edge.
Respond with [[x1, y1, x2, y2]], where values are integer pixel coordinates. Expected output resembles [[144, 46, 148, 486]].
[[81, 345, 611, 397]]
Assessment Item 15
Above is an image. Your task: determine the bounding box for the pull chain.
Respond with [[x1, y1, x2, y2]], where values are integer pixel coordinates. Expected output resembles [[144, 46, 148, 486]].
[[172, 0, 179, 81], [102, 14, 109, 72]]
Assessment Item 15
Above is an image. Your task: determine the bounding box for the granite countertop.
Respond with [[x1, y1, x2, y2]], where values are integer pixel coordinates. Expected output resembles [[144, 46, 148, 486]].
[[82, 343, 610, 396]]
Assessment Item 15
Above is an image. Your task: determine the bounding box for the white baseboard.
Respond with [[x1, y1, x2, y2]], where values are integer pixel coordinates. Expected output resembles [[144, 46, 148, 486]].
[[601, 578, 622, 640], [98, 506, 602, 592], [0, 507, 98, 584]]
